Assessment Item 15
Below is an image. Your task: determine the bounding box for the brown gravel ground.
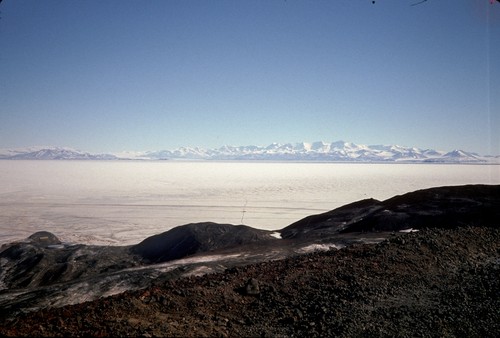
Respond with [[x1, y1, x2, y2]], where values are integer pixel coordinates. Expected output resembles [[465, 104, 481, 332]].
[[1, 226, 499, 337]]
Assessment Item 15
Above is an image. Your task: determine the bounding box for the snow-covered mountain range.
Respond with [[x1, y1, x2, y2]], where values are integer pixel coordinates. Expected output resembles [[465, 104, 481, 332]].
[[0, 142, 498, 163], [0, 147, 116, 161]]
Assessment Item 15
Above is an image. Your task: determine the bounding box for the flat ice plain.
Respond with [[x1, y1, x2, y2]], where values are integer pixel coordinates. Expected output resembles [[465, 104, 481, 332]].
[[0, 161, 499, 246]]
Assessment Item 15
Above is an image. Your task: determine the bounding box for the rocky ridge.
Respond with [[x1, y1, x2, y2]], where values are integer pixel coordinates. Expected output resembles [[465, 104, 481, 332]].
[[0, 184, 499, 336], [1, 226, 499, 337]]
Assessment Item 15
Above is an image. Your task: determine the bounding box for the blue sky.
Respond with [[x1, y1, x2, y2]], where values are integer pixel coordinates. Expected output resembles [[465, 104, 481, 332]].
[[1, 0, 499, 154]]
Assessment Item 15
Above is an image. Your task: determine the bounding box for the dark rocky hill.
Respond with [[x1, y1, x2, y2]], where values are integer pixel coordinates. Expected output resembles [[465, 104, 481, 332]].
[[281, 184, 500, 237], [131, 222, 276, 263], [0, 184, 499, 336], [1, 226, 499, 337]]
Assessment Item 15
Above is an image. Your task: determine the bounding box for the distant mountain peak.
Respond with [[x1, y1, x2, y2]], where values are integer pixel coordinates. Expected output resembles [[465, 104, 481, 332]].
[[0, 147, 117, 160], [0, 141, 495, 163]]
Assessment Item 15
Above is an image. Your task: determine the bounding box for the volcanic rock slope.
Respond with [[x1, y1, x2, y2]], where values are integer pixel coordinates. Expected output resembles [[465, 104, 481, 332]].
[[1, 227, 499, 337], [0, 184, 499, 337]]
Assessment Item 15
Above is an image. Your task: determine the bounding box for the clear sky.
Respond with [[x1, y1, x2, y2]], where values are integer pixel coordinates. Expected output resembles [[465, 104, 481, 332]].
[[1, 0, 499, 154]]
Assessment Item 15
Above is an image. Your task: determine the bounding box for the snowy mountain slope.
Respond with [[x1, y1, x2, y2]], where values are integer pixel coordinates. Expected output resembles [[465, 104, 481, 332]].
[[117, 141, 495, 162], [0, 142, 496, 163], [0, 147, 116, 160], [422, 150, 483, 163]]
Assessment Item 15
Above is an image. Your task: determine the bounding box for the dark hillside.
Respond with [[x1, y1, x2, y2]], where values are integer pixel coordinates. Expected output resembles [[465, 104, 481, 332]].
[[0, 184, 499, 337], [1, 226, 498, 337], [131, 222, 275, 263]]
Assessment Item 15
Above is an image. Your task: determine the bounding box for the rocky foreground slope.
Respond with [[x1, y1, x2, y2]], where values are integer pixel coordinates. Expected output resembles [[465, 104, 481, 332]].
[[0, 184, 499, 337]]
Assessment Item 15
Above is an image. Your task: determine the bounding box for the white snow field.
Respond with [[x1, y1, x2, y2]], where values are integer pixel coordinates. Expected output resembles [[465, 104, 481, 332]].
[[0, 160, 498, 245]]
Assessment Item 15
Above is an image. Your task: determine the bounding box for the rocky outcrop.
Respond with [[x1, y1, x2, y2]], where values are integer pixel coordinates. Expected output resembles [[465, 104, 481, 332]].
[[27, 231, 62, 246], [280, 198, 383, 239], [130, 222, 277, 263], [0, 236, 138, 290], [0, 184, 499, 331], [1, 226, 499, 337], [281, 184, 500, 238]]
